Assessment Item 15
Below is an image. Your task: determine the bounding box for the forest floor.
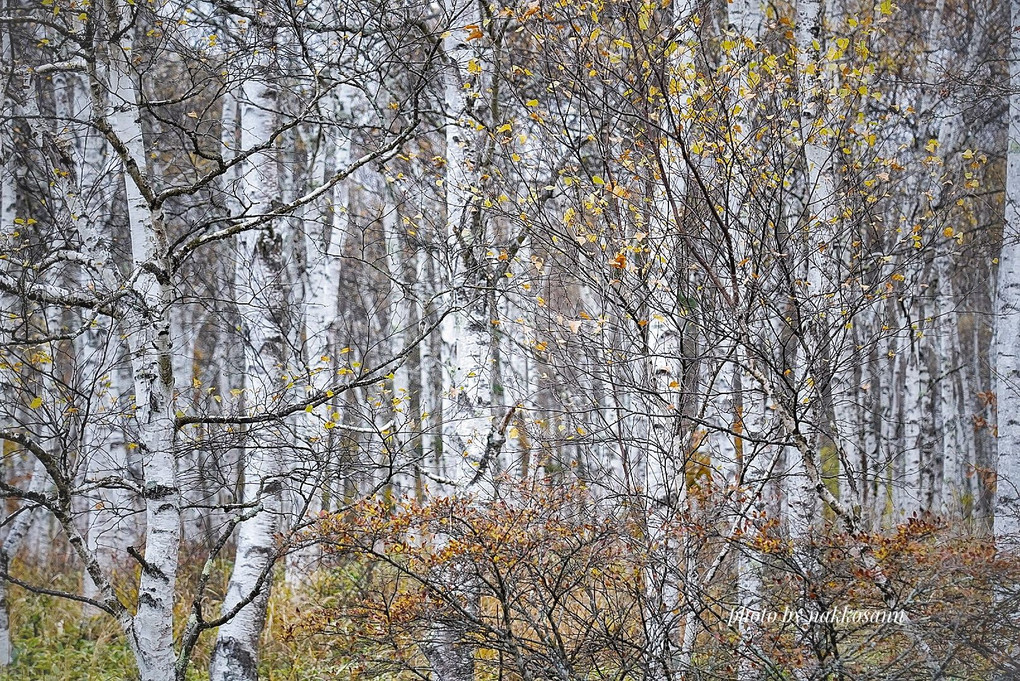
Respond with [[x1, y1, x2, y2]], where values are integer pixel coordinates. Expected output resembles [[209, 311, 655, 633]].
[[0, 558, 340, 681]]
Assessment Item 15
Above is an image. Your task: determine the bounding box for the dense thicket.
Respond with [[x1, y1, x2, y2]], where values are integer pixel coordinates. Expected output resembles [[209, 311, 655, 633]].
[[1, 0, 1019, 678]]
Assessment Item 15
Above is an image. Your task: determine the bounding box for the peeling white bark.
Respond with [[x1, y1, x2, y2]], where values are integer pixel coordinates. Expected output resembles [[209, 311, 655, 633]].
[[89, 5, 182, 676], [439, 0, 494, 491], [996, 0, 1020, 550], [209, 74, 286, 681]]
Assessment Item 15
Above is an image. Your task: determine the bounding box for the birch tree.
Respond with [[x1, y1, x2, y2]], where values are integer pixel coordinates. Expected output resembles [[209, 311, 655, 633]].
[[996, 0, 1020, 550], [1, 0, 1019, 677]]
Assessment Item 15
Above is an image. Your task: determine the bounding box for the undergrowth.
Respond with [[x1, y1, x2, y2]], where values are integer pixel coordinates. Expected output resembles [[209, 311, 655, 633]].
[[0, 555, 338, 681]]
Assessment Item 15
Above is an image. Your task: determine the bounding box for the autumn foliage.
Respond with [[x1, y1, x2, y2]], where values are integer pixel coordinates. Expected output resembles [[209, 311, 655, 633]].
[[298, 479, 1020, 679]]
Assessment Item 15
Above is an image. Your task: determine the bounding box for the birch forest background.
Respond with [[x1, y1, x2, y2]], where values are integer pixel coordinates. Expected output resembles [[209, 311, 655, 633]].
[[3, 0, 1020, 678]]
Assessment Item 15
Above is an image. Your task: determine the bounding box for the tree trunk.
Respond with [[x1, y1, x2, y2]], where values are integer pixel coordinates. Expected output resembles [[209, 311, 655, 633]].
[[995, 0, 1020, 549], [0, 456, 49, 665], [209, 73, 287, 681], [95, 5, 182, 676]]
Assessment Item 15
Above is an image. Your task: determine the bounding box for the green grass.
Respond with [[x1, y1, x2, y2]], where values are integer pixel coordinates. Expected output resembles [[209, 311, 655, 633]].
[[0, 559, 337, 681], [0, 590, 135, 680]]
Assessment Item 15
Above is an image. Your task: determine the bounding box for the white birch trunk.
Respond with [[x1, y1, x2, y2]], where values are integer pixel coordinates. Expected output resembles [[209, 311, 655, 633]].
[[381, 186, 417, 497], [203, 87, 246, 547], [788, 0, 832, 575], [420, 251, 447, 483], [0, 16, 16, 315], [923, 3, 979, 518], [725, 10, 765, 674], [647, 6, 706, 673], [876, 320, 898, 525], [81, 337, 132, 603], [110, 114, 179, 681], [288, 85, 357, 582], [737, 378, 768, 681], [0, 456, 50, 665], [933, 264, 964, 515], [795, 0, 836, 245], [209, 74, 286, 681], [420, 4, 495, 678], [51, 70, 136, 603], [900, 341, 923, 518], [439, 0, 493, 490], [995, 0, 1020, 549], [89, 5, 182, 676], [642, 304, 685, 678], [304, 85, 355, 372]]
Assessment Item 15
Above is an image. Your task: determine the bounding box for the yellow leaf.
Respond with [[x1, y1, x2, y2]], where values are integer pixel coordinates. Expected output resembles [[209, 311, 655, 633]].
[[526, 99, 539, 107], [29, 396, 42, 409], [638, 9, 650, 30]]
